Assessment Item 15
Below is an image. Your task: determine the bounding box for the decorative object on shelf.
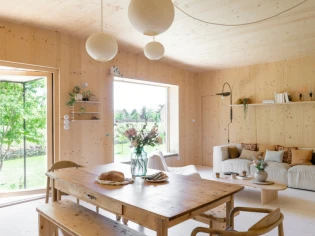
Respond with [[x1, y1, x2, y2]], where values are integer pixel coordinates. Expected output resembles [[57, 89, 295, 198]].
[[66, 86, 81, 106], [243, 98, 250, 119], [82, 90, 91, 101], [253, 157, 268, 182], [86, 0, 118, 62], [144, 37, 165, 60], [310, 90, 313, 101], [110, 66, 123, 77], [63, 115, 70, 130], [210, 82, 233, 143], [299, 92, 303, 101], [91, 116, 100, 120], [124, 119, 162, 176]]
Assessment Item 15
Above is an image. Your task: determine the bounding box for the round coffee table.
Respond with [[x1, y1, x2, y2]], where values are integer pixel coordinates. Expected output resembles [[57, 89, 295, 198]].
[[214, 176, 287, 204]]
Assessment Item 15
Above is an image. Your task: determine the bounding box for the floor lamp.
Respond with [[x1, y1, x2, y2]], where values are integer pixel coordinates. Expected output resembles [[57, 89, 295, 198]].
[[215, 82, 233, 143]]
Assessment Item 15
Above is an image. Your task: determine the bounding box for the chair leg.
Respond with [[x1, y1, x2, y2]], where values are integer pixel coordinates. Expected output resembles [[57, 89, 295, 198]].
[[116, 215, 121, 221], [76, 198, 80, 204], [122, 218, 128, 225], [45, 177, 50, 204], [209, 220, 212, 236], [278, 222, 284, 236], [96, 206, 99, 213], [38, 214, 56, 236]]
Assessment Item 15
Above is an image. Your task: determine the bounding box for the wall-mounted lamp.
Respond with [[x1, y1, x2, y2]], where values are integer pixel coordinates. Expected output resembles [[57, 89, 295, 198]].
[[211, 82, 233, 143]]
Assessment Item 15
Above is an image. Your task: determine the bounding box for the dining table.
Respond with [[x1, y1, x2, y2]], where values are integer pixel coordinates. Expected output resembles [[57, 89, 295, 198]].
[[47, 163, 244, 236]]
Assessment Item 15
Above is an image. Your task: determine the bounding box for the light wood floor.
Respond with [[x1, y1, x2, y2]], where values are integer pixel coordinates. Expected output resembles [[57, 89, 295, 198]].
[[0, 166, 314, 236]]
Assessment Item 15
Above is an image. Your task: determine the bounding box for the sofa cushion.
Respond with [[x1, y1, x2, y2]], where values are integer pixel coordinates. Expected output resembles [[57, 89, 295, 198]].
[[275, 145, 298, 164], [228, 146, 240, 159], [258, 144, 276, 158], [264, 150, 284, 163], [239, 149, 263, 161], [291, 149, 313, 166], [222, 159, 252, 175], [250, 162, 290, 185], [288, 165, 315, 191], [241, 143, 258, 151]]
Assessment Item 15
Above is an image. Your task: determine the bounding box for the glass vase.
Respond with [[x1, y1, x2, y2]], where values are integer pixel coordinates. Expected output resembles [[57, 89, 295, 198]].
[[130, 148, 148, 177]]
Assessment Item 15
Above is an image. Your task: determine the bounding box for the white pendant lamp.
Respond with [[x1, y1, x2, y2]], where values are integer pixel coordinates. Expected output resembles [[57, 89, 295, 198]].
[[144, 38, 165, 60], [128, 0, 175, 36], [86, 0, 118, 62]]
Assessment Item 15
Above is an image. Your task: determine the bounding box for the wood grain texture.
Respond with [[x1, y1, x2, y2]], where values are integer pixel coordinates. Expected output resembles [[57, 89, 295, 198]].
[[0, 1, 315, 71], [47, 163, 244, 234], [197, 55, 315, 166], [0, 20, 200, 167], [37, 200, 145, 236]]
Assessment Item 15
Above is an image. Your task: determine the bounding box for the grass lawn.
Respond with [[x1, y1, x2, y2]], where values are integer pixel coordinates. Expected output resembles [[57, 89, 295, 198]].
[[0, 155, 47, 191]]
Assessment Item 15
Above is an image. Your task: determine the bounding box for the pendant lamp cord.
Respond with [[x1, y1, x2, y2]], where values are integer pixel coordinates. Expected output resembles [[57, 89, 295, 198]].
[[101, 0, 103, 32], [173, 0, 307, 27]]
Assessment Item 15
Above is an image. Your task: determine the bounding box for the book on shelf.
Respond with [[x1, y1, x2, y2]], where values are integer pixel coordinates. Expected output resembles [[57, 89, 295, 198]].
[[262, 100, 275, 104], [274, 92, 290, 103]]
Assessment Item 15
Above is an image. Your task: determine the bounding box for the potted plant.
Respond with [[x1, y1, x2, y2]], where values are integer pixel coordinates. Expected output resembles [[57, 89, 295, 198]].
[[253, 157, 268, 182], [82, 90, 91, 101], [66, 86, 82, 106], [243, 97, 250, 119]]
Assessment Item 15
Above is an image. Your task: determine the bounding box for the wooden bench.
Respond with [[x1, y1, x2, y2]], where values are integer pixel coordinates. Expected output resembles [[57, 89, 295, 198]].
[[36, 200, 146, 236]]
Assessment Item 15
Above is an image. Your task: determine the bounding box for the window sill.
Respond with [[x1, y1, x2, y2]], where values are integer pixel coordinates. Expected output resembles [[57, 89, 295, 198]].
[[118, 152, 178, 164]]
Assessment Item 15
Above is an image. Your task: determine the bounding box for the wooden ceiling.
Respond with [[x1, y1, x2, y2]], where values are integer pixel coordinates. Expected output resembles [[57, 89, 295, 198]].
[[0, 0, 315, 72]]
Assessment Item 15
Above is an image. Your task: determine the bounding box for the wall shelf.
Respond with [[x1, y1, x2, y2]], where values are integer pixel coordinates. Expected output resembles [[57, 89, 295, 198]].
[[230, 101, 315, 107], [70, 101, 101, 121], [70, 112, 100, 114], [75, 101, 100, 104]]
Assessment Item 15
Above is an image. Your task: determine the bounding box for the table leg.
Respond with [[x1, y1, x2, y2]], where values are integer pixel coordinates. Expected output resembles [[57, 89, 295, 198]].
[[261, 189, 278, 204], [225, 195, 234, 228], [156, 218, 168, 236], [52, 179, 57, 202]]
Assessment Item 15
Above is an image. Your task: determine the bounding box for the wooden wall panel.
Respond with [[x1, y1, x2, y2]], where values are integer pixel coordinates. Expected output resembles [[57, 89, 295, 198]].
[[0, 20, 199, 167], [198, 55, 315, 166]]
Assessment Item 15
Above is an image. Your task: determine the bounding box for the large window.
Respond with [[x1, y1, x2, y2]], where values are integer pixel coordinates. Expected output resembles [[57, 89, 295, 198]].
[[114, 80, 168, 162]]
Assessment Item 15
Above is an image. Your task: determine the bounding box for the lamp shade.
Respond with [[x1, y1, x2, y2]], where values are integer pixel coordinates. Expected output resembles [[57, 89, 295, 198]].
[[144, 41, 165, 60], [86, 32, 118, 62], [128, 0, 175, 36]]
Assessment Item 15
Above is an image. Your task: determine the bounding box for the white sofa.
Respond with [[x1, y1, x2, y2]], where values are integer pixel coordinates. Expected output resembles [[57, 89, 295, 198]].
[[213, 144, 315, 191]]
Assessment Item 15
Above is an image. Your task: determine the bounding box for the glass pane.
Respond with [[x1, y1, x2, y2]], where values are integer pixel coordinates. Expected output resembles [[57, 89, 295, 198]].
[[114, 81, 168, 163]]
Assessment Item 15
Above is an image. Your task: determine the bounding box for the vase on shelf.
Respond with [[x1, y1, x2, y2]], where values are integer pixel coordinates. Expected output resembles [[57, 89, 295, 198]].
[[255, 170, 268, 182], [130, 147, 148, 177]]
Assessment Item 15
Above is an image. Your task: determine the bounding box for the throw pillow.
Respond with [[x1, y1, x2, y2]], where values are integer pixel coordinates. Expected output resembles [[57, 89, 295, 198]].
[[291, 149, 313, 166], [241, 143, 258, 151], [228, 146, 240, 159], [264, 150, 284, 163], [275, 145, 298, 164], [258, 144, 276, 158], [239, 149, 263, 161]]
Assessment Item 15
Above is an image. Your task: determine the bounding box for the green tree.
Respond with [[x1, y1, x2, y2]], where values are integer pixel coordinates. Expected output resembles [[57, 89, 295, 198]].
[[0, 79, 46, 171], [114, 123, 130, 154], [130, 109, 140, 122], [114, 111, 125, 123]]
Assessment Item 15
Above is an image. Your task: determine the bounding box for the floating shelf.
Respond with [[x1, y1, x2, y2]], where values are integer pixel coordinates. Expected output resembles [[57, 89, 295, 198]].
[[75, 101, 100, 104], [230, 101, 315, 107], [71, 120, 101, 122], [70, 112, 100, 114]]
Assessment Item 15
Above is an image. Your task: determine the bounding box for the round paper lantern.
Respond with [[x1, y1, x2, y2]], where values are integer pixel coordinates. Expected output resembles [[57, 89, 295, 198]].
[[144, 41, 165, 60], [128, 0, 175, 36], [86, 32, 118, 62]]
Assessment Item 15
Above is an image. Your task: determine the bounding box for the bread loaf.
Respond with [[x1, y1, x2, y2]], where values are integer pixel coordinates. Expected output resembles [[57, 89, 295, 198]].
[[99, 171, 125, 182]]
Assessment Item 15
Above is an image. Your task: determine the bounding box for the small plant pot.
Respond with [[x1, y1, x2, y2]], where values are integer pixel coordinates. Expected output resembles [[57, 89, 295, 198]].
[[82, 98, 89, 101], [75, 94, 82, 101]]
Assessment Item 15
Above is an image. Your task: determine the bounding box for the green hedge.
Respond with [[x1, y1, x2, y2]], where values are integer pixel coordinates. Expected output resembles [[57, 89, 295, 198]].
[[3, 146, 46, 161]]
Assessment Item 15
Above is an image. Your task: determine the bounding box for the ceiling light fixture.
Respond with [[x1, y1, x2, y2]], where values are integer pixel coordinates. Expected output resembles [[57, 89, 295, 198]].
[[128, 0, 175, 36], [86, 0, 118, 62], [144, 37, 165, 60]]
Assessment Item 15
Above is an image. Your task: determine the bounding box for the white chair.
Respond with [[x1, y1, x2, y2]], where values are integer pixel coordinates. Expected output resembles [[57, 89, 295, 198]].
[[147, 150, 201, 178]]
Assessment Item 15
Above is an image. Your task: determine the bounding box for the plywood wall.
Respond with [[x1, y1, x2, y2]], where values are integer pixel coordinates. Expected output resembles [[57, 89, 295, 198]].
[[197, 56, 315, 166], [0, 21, 200, 167]]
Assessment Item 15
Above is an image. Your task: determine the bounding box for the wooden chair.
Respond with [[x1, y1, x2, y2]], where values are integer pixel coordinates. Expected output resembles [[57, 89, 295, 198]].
[[191, 207, 284, 236], [193, 204, 240, 232], [45, 161, 83, 204]]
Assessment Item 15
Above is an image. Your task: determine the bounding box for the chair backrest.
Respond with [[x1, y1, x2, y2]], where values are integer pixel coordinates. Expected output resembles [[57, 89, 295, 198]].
[[147, 151, 169, 172], [48, 160, 83, 172], [248, 208, 283, 233]]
